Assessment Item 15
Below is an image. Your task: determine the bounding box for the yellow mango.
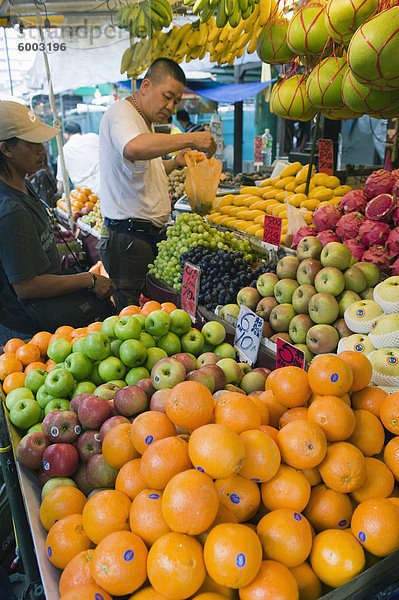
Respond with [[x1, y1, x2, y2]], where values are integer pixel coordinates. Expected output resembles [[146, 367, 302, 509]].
[[246, 224, 263, 236], [279, 210, 288, 219], [280, 234, 286, 245], [232, 196, 246, 206], [300, 199, 320, 211], [323, 175, 341, 189], [263, 199, 281, 208], [295, 182, 315, 194], [259, 185, 277, 195], [219, 216, 234, 226], [259, 178, 272, 187], [213, 215, 225, 224], [223, 217, 237, 227], [242, 196, 260, 206], [270, 176, 281, 186], [309, 188, 334, 201], [281, 224, 289, 234], [240, 186, 264, 196], [254, 214, 266, 225], [295, 164, 316, 184], [331, 196, 342, 205], [220, 206, 234, 215], [275, 176, 295, 189], [334, 185, 352, 196], [266, 203, 281, 214], [317, 200, 333, 208], [253, 201, 272, 211], [310, 173, 330, 186], [214, 195, 235, 209], [262, 188, 280, 199], [278, 161, 303, 178], [289, 193, 308, 208], [207, 212, 220, 221], [226, 206, 244, 216], [235, 209, 249, 220], [250, 200, 267, 210], [272, 205, 286, 217], [255, 229, 264, 238], [235, 221, 250, 232], [285, 181, 297, 192], [275, 190, 294, 202], [302, 211, 313, 224], [248, 209, 267, 219]]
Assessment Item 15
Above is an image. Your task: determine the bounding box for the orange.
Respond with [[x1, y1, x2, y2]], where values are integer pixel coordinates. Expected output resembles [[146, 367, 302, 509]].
[[261, 464, 311, 513], [277, 419, 327, 469], [259, 424, 279, 442], [60, 583, 112, 600], [0, 351, 15, 361], [194, 594, 229, 600], [140, 435, 191, 490], [338, 350, 372, 391], [162, 469, 219, 535], [90, 530, 148, 596], [130, 489, 170, 546], [128, 587, 169, 600], [214, 393, 261, 433], [270, 366, 312, 408], [45, 514, 93, 570], [86, 321, 102, 333], [82, 489, 131, 545], [46, 358, 56, 372], [350, 456, 395, 503], [30, 331, 52, 357], [130, 411, 177, 455], [310, 529, 365, 587], [102, 423, 139, 469], [239, 560, 299, 600], [71, 328, 87, 340], [347, 409, 385, 456], [257, 509, 313, 568], [308, 354, 353, 396], [40, 486, 87, 531], [318, 441, 367, 493], [351, 497, 399, 557], [59, 549, 96, 596], [24, 361, 47, 374], [148, 532, 206, 599], [278, 407, 308, 429], [215, 474, 261, 522], [196, 504, 239, 546], [265, 368, 279, 390], [307, 395, 356, 442], [351, 385, 387, 417], [239, 429, 281, 483], [303, 484, 353, 532], [141, 300, 162, 316], [161, 302, 178, 314], [302, 467, 322, 487], [119, 305, 141, 317], [166, 381, 214, 431], [49, 332, 73, 345], [0, 356, 23, 380], [196, 573, 236, 598], [249, 395, 269, 425], [4, 338, 25, 354], [115, 458, 147, 500], [289, 562, 322, 600], [188, 423, 245, 479], [2, 371, 26, 394], [384, 436, 399, 480], [257, 390, 287, 428], [379, 392, 399, 435], [56, 325, 75, 337], [204, 523, 262, 589]]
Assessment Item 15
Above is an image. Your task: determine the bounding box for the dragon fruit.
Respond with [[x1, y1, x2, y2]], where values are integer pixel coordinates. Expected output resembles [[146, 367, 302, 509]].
[[292, 226, 317, 248], [392, 179, 399, 200], [317, 229, 339, 246], [392, 256, 399, 276], [343, 238, 365, 261], [387, 227, 399, 257], [359, 220, 391, 248], [336, 212, 365, 240], [364, 169, 396, 200], [339, 189, 368, 214], [364, 194, 396, 221], [362, 246, 392, 272], [392, 169, 399, 181], [392, 206, 399, 227], [312, 205, 342, 232]]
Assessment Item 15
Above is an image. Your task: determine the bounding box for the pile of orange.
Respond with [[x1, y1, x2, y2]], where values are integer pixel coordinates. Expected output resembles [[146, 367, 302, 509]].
[[56, 186, 99, 215], [34, 349, 399, 600]]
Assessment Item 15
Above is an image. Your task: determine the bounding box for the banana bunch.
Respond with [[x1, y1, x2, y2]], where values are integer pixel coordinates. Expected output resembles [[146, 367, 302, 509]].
[[183, 0, 272, 28], [116, 0, 173, 37]]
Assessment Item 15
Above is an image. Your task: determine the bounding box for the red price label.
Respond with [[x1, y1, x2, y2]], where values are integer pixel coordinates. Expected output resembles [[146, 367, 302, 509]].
[[276, 337, 305, 370], [181, 262, 200, 322], [263, 214, 282, 249], [318, 139, 334, 176], [254, 135, 263, 164]]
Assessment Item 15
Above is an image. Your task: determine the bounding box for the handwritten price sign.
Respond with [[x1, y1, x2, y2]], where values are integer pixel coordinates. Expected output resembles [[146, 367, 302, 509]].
[[263, 215, 282, 250], [276, 337, 305, 370], [318, 139, 334, 176], [181, 262, 200, 322], [234, 305, 263, 365]]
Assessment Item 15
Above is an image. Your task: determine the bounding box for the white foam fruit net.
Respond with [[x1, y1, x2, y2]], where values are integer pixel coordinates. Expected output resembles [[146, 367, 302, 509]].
[[374, 283, 399, 315]]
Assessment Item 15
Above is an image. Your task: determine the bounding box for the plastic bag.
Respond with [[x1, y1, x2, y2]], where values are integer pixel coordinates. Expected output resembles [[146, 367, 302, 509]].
[[185, 150, 223, 216]]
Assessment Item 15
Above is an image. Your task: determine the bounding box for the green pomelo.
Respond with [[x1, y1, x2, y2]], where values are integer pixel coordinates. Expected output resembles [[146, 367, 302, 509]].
[[271, 75, 318, 121], [342, 68, 399, 115], [322, 105, 361, 120], [347, 7, 399, 90], [306, 56, 348, 108], [256, 18, 295, 65], [325, 0, 378, 44], [287, 2, 330, 56]]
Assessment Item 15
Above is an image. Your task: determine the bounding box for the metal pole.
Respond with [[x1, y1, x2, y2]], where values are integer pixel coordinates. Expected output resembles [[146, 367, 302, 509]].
[[304, 111, 321, 196], [3, 28, 14, 96]]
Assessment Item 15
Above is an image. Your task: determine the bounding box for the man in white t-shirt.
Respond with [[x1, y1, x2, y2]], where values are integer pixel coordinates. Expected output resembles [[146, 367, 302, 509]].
[[98, 58, 217, 310], [56, 122, 100, 195]]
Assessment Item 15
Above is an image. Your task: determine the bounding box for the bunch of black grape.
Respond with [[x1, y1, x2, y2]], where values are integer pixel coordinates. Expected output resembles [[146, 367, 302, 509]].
[[179, 246, 278, 311]]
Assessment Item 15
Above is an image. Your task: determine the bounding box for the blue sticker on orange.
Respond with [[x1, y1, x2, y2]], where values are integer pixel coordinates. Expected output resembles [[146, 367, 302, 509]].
[[124, 550, 134, 562], [145, 435, 154, 445], [331, 373, 339, 382], [236, 553, 246, 568], [230, 494, 240, 504]]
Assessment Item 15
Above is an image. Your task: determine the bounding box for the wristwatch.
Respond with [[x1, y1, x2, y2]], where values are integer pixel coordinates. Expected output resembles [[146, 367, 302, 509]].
[[88, 272, 97, 291]]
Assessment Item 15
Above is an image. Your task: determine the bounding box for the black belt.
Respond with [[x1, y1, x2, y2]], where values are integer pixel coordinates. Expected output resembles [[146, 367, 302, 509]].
[[104, 217, 164, 234]]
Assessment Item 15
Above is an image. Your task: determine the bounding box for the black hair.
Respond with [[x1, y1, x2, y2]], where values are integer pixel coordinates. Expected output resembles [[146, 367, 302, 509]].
[[64, 122, 82, 135], [176, 109, 190, 123], [0, 137, 19, 176], [145, 58, 186, 87]]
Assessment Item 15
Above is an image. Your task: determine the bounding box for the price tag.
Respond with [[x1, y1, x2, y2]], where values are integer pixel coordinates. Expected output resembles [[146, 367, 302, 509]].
[[234, 305, 263, 365], [276, 337, 305, 370], [318, 139, 334, 175], [263, 214, 282, 249], [181, 262, 200, 322], [254, 135, 263, 164]]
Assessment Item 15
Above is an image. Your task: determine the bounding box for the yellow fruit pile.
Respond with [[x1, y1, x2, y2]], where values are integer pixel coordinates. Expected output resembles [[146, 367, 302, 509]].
[[206, 162, 352, 245]]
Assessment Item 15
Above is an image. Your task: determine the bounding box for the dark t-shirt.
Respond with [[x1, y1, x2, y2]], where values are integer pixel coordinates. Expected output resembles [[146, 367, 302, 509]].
[[0, 178, 61, 331]]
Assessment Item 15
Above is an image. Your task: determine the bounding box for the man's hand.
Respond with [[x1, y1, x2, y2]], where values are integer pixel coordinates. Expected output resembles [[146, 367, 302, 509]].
[[189, 131, 218, 157], [93, 274, 117, 299]]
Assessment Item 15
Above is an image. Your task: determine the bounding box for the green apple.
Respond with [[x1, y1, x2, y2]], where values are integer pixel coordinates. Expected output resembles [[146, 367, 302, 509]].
[[354, 262, 380, 288], [89, 361, 105, 386], [100, 315, 119, 339], [296, 236, 323, 261], [274, 278, 299, 304], [145, 310, 171, 337], [119, 339, 148, 368], [293, 343, 314, 363], [9, 398, 41, 430], [156, 332, 181, 356], [71, 381, 97, 397], [93, 382, 121, 401], [337, 290, 362, 317], [145, 347, 168, 372], [289, 314, 313, 344], [47, 338, 72, 364], [64, 352, 92, 380], [201, 321, 226, 346], [109, 380, 127, 388], [308, 293, 339, 325], [368, 347, 399, 377], [169, 309, 192, 335], [133, 314, 146, 327], [98, 356, 127, 382], [41, 477, 77, 500], [269, 304, 295, 333], [256, 273, 279, 297], [306, 324, 339, 354], [296, 259, 322, 286], [25, 369, 47, 395], [181, 329, 205, 356], [320, 242, 351, 270], [72, 337, 86, 354], [28, 423, 43, 433], [5, 387, 35, 411], [44, 398, 70, 416], [114, 315, 142, 341], [126, 366, 150, 386], [36, 385, 56, 410], [314, 267, 345, 296], [214, 342, 236, 359], [44, 368, 75, 399], [110, 338, 123, 357], [292, 285, 316, 314], [216, 358, 243, 385], [343, 266, 367, 294], [218, 304, 240, 321], [83, 332, 111, 360], [139, 332, 156, 349]]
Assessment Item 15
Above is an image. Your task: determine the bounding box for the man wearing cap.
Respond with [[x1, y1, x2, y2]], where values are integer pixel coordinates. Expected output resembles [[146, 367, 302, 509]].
[[0, 101, 116, 341]]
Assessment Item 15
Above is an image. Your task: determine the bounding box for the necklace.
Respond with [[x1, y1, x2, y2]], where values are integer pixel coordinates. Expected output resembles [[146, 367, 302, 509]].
[[131, 94, 144, 119]]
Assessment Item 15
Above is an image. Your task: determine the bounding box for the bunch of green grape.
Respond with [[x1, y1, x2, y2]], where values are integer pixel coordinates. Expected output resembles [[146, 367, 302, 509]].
[[149, 213, 253, 290]]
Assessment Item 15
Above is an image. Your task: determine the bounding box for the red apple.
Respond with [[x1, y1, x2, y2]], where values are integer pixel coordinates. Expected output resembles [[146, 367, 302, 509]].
[[99, 415, 130, 442], [73, 462, 96, 496], [224, 384, 245, 394], [77, 395, 112, 429], [42, 443, 79, 477], [17, 432, 50, 470], [200, 364, 226, 391], [186, 369, 215, 393], [76, 430, 102, 463], [149, 389, 171, 413], [135, 378, 156, 398], [253, 367, 272, 378], [70, 393, 97, 414], [41, 410, 81, 444], [86, 453, 118, 488], [113, 385, 148, 418], [171, 353, 197, 373], [196, 352, 220, 368]]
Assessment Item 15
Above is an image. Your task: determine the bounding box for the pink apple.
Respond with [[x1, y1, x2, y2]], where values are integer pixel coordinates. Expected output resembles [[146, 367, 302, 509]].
[[224, 384, 246, 393], [270, 332, 293, 344], [42, 443, 79, 477], [41, 410, 81, 444], [253, 367, 271, 379], [17, 432, 50, 470], [113, 385, 148, 418], [86, 453, 118, 488], [186, 369, 215, 393], [70, 393, 96, 414], [237, 287, 261, 311], [171, 353, 197, 373], [200, 364, 226, 391], [151, 357, 186, 390], [76, 430, 102, 463], [256, 297, 278, 321], [196, 352, 220, 368], [78, 395, 112, 430], [135, 378, 156, 398], [213, 390, 231, 403], [333, 317, 353, 339], [73, 463, 96, 496], [99, 415, 131, 442], [150, 389, 171, 413]]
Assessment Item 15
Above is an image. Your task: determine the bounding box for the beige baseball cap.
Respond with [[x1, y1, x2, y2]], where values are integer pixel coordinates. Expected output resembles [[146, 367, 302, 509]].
[[0, 101, 60, 143]]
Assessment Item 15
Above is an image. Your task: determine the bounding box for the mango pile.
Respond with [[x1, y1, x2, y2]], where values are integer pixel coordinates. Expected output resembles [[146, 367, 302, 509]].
[[206, 162, 352, 245]]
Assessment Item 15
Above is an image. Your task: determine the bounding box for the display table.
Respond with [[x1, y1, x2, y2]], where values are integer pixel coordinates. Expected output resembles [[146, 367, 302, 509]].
[[56, 209, 101, 266]]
